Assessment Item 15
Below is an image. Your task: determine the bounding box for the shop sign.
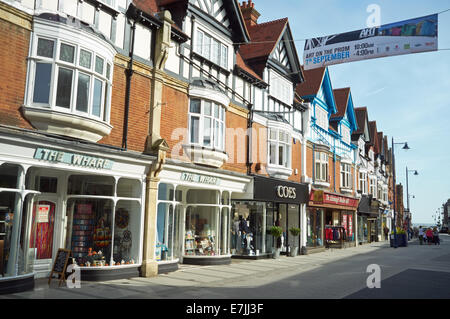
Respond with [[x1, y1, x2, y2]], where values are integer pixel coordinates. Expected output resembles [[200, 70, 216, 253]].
[[310, 190, 358, 208], [181, 172, 220, 185], [276, 185, 297, 199], [343, 214, 348, 233], [349, 215, 353, 237], [37, 205, 50, 223], [34, 148, 114, 169]]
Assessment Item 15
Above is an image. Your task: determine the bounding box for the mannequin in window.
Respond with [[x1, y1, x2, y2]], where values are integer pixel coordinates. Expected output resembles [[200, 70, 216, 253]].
[[231, 212, 240, 253]]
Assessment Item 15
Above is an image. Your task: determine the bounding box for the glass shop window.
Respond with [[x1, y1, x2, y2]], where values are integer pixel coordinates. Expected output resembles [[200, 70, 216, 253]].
[[1, 192, 36, 278], [185, 206, 220, 256], [186, 189, 219, 205], [65, 198, 114, 266], [0, 164, 22, 189], [113, 201, 140, 265], [34, 176, 58, 193], [156, 203, 181, 262], [158, 183, 174, 201], [117, 178, 141, 198], [67, 175, 115, 196]]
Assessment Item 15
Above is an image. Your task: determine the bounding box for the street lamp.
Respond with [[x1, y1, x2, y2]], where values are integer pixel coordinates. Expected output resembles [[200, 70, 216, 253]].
[[406, 167, 419, 235], [391, 138, 410, 248]]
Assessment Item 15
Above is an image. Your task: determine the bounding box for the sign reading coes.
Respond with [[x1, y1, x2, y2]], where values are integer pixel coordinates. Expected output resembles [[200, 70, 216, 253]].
[[276, 186, 297, 199]]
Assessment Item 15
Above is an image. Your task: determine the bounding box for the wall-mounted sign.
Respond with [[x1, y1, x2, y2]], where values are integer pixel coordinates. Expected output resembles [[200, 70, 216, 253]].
[[276, 186, 297, 199], [181, 172, 220, 185], [310, 190, 359, 208], [34, 148, 114, 169]]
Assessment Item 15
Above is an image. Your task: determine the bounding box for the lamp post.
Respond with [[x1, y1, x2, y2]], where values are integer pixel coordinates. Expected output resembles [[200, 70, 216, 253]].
[[405, 167, 418, 238], [391, 138, 410, 248]]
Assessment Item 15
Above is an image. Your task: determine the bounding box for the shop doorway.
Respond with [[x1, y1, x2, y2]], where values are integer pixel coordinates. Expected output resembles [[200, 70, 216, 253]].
[[29, 196, 58, 277], [368, 219, 378, 243]]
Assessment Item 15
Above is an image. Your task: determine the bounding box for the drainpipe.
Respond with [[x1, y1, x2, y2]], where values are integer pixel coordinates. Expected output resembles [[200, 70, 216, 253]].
[[246, 103, 254, 175], [122, 14, 140, 149]]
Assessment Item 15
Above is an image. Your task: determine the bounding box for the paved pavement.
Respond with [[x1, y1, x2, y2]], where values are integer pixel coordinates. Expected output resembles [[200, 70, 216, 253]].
[[2, 234, 449, 299]]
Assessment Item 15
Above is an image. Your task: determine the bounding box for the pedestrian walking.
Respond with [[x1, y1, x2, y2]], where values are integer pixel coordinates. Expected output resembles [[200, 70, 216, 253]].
[[426, 228, 433, 245], [383, 226, 389, 241], [433, 227, 440, 245], [418, 227, 424, 245]]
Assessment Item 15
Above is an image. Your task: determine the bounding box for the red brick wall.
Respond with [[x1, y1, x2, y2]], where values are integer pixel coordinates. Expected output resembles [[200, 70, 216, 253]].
[[160, 85, 189, 161], [99, 64, 151, 152], [222, 110, 248, 174], [288, 138, 301, 183], [0, 18, 33, 129]]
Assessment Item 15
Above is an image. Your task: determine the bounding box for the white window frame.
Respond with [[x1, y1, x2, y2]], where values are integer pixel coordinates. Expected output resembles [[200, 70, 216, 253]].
[[268, 128, 291, 169], [340, 163, 352, 189], [359, 171, 367, 195], [369, 177, 377, 198], [195, 29, 228, 69], [315, 152, 329, 183], [26, 30, 113, 123], [315, 106, 328, 130], [188, 98, 226, 151]]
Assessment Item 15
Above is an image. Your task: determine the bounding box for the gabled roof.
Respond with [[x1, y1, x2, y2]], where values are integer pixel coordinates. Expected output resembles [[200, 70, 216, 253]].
[[295, 66, 326, 98], [353, 107, 368, 136], [133, 0, 159, 14], [331, 88, 350, 119], [369, 121, 379, 154], [235, 51, 265, 84], [239, 18, 288, 62]]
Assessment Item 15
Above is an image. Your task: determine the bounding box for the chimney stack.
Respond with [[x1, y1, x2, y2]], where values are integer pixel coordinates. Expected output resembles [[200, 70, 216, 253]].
[[240, 0, 260, 27]]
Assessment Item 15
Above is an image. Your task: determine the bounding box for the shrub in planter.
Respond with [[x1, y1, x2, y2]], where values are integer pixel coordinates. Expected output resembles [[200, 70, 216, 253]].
[[288, 227, 301, 257], [270, 226, 283, 258]]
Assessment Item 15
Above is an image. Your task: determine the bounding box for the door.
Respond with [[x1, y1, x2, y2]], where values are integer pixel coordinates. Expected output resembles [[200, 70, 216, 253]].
[[29, 197, 57, 277]]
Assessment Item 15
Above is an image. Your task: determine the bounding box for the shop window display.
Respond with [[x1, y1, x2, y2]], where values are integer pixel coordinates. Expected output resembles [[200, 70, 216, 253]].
[[185, 206, 219, 256], [113, 201, 140, 265], [307, 208, 324, 247], [231, 201, 266, 256]]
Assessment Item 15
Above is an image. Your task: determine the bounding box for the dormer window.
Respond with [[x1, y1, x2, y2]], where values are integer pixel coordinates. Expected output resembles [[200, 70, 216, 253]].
[[315, 106, 328, 130]]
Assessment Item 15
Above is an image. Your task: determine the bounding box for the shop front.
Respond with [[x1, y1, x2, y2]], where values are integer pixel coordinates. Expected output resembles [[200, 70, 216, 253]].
[[357, 195, 381, 244], [308, 190, 358, 249], [0, 128, 153, 293], [156, 162, 251, 270], [231, 176, 309, 259]]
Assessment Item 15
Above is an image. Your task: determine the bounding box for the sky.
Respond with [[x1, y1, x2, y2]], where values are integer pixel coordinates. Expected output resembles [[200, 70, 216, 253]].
[[253, 0, 450, 224]]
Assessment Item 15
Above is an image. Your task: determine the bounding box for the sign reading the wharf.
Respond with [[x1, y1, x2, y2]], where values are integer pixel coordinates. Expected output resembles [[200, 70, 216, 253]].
[[277, 186, 297, 199], [34, 148, 114, 169], [181, 172, 220, 185]]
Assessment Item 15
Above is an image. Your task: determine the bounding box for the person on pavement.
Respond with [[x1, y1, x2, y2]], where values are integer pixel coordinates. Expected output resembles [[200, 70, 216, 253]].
[[433, 227, 440, 245], [383, 226, 389, 241], [418, 227, 424, 245], [426, 228, 434, 245]]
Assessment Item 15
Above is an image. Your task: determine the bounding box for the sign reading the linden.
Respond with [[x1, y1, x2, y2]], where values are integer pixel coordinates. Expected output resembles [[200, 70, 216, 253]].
[[181, 172, 220, 185], [34, 148, 114, 169]]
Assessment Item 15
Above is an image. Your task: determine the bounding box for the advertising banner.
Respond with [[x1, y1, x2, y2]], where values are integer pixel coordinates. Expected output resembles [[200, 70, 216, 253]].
[[303, 14, 438, 70]]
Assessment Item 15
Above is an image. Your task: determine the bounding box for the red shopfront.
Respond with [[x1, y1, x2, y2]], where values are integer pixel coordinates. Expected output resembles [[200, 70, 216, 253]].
[[308, 190, 359, 249]]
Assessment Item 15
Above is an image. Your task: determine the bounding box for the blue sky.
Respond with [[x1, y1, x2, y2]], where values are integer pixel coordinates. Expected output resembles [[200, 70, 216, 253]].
[[253, 0, 450, 224]]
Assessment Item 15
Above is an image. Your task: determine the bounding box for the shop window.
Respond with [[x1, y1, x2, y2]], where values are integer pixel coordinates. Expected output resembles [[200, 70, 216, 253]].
[[67, 175, 115, 196], [113, 201, 140, 265], [306, 208, 324, 248], [0, 192, 36, 278], [29, 199, 56, 259], [186, 189, 219, 205], [158, 183, 174, 201], [117, 178, 141, 198], [185, 206, 220, 256], [156, 203, 181, 262], [231, 201, 267, 256], [0, 164, 22, 189], [35, 176, 58, 193], [287, 205, 300, 248], [66, 198, 114, 266]]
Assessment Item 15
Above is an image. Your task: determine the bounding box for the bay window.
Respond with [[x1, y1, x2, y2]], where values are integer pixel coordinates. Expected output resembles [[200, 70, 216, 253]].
[[315, 152, 329, 183], [189, 99, 226, 150], [28, 35, 112, 121], [268, 128, 291, 168]]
